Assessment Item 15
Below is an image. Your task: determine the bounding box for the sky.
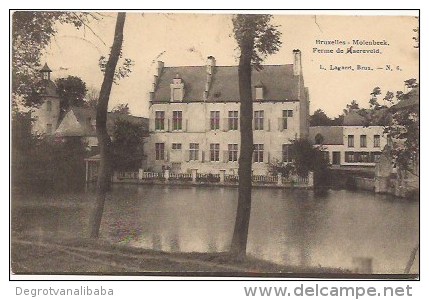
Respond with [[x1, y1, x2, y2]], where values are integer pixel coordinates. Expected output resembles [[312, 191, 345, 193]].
[[42, 12, 419, 118]]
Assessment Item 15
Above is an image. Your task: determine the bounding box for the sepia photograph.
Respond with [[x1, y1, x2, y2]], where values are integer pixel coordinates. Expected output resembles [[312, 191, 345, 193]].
[[10, 10, 419, 279]]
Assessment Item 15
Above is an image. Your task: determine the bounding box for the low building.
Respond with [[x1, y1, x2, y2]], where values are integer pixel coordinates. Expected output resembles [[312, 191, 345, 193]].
[[55, 106, 149, 153], [55, 107, 149, 182], [145, 50, 310, 175], [309, 111, 388, 167]]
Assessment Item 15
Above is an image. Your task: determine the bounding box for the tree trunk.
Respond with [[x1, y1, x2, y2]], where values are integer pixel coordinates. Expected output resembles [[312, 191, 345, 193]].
[[89, 12, 126, 238], [230, 36, 254, 259]]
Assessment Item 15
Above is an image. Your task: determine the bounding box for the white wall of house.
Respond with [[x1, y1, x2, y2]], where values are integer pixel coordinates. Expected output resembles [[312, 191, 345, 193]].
[[145, 101, 302, 175], [31, 96, 60, 135], [319, 126, 388, 167], [342, 126, 387, 166]]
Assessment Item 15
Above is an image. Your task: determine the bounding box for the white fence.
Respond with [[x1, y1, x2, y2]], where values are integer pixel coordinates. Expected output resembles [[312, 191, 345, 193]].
[[114, 169, 313, 188]]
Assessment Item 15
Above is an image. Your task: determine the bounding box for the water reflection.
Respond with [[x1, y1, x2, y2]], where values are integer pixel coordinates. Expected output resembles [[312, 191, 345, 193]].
[[12, 185, 419, 274]]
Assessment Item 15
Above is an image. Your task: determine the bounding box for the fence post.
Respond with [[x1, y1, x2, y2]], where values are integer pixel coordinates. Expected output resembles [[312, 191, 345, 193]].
[[138, 169, 143, 180], [308, 171, 314, 188], [164, 169, 170, 181], [219, 169, 226, 183], [85, 160, 89, 182], [276, 173, 282, 186], [112, 171, 118, 182], [191, 168, 198, 183]]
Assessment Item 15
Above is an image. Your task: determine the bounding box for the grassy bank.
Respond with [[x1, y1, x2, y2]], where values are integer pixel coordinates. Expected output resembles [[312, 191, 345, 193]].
[[11, 235, 351, 277]]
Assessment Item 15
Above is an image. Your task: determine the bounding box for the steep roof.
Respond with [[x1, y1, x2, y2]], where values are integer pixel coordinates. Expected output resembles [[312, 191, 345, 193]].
[[153, 64, 301, 102], [343, 110, 366, 126], [55, 107, 148, 137], [309, 126, 344, 145], [40, 63, 52, 73]]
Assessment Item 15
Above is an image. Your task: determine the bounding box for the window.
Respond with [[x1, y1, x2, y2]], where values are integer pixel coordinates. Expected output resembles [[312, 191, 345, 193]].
[[228, 111, 238, 130], [348, 135, 354, 147], [282, 144, 293, 163], [315, 133, 324, 145], [360, 152, 370, 162], [210, 111, 220, 130], [282, 110, 293, 130], [374, 135, 380, 147], [172, 111, 182, 130], [254, 110, 264, 130], [171, 76, 184, 102], [155, 111, 165, 130], [173, 88, 182, 101], [253, 144, 264, 163], [360, 135, 367, 148], [255, 87, 264, 100], [345, 151, 355, 163], [155, 143, 165, 160], [172, 143, 182, 150], [228, 144, 238, 162], [46, 100, 52, 112], [210, 143, 220, 162], [46, 124, 52, 134], [373, 152, 381, 163], [189, 143, 199, 161]]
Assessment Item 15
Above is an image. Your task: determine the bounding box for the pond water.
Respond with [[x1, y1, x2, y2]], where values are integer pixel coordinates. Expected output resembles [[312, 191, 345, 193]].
[[12, 184, 419, 274]]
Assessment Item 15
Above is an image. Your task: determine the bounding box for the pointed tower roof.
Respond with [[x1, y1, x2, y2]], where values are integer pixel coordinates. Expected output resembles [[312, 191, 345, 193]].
[[40, 63, 52, 73]]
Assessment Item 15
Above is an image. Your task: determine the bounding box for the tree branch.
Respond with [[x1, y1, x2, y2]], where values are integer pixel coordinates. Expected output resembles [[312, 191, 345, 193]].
[[314, 15, 323, 33], [72, 12, 107, 46]]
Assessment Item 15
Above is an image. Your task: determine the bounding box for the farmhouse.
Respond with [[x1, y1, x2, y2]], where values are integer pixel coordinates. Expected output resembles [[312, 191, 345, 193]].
[[145, 50, 310, 175]]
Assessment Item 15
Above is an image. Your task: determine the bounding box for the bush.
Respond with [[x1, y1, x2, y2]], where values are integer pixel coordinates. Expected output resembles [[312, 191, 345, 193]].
[[267, 139, 330, 188], [12, 134, 88, 191], [267, 160, 295, 178]]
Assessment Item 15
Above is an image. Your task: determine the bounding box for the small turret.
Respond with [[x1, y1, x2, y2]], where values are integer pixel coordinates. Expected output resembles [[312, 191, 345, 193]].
[[40, 63, 52, 80]]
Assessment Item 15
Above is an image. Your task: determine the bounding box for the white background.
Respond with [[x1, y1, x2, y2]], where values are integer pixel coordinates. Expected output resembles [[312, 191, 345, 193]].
[[2, 1, 427, 299]]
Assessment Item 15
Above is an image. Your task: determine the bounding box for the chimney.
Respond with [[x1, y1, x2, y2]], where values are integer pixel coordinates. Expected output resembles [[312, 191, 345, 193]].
[[293, 49, 302, 76], [150, 61, 164, 102], [206, 56, 216, 75], [204, 56, 216, 100], [157, 61, 164, 77], [152, 75, 158, 90]]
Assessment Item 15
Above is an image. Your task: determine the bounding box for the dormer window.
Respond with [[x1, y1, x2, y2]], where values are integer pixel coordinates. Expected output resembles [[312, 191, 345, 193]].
[[255, 87, 264, 100], [170, 74, 184, 102], [254, 80, 264, 100]]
